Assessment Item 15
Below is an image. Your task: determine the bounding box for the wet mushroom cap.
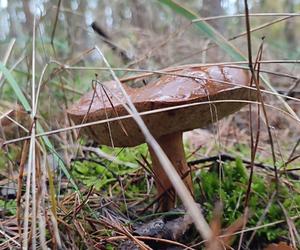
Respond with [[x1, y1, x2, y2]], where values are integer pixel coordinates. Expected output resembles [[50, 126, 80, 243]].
[[67, 66, 255, 147]]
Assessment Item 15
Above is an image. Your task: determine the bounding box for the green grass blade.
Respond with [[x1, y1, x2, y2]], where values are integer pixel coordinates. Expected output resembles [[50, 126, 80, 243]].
[[158, 0, 299, 120], [0, 62, 31, 111], [38, 126, 79, 191], [158, 0, 245, 60], [0, 62, 79, 190]]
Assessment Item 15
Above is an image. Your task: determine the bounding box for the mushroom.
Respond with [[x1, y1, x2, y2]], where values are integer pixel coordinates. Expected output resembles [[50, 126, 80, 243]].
[[67, 66, 255, 211]]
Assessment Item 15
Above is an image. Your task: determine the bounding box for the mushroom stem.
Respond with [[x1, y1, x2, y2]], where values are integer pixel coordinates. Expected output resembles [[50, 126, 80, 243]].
[[148, 132, 193, 211]]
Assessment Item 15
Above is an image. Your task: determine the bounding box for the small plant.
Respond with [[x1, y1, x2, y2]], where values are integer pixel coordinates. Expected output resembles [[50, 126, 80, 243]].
[[0, 199, 16, 216], [71, 144, 148, 192], [197, 158, 300, 244]]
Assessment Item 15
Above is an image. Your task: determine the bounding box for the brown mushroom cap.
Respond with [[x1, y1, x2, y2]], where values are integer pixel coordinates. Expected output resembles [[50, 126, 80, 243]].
[[67, 66, 255, 147]]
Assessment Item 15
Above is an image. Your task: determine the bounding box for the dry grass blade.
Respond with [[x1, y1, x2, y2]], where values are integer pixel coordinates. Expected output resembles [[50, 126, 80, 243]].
[[160, 0, 299, 121], [0, 228, 20, 248], [21, 15, 56, 250], [37, 151, 48, 250], [2, 98, 299, 147], [244, 1, 265, 209], [278, 202, 300, 248], [238, 3, 269, 248], [64, 60, 300, 80], [192, 12, 300, 22], [106, 235, 194, 249], [81, 146, 137, 168], [191, 214, 300, 249], [0, 107, 29, 133], [22, 125, 36, 249], [99, 84, 129, 137], [231, 16, 293, 41], [98, 216, 151, 250], [0, 38, 15, 83], [94, 45, 213, 240], [22, 15, 37, 249], [75, 78, 99, 142], [16, 140, 29, 241], [63, 63, 300, 104], [246, 192, 276, 248]]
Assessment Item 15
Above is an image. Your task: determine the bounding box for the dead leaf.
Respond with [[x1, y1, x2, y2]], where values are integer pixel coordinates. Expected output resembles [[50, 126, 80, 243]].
[[206, 203, 247, 250], [264, 242, 295, 250]]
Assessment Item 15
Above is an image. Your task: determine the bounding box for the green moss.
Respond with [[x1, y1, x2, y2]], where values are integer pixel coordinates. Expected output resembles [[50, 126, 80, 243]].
[[198, 159, 300, 244]]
